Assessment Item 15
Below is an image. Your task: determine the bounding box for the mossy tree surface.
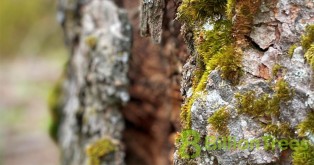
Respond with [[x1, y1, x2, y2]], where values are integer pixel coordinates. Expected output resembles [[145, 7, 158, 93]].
[[208, 107, 230, 136], [292, 143, 314, 165], [298, 112, 314, 137], [85, 138, 116, 165], [178, 0, 262, 130], [54, 0, 314, 164], [301, 25, 314, 51], [235, 80, 294, 137], [175, 0, 314, 164]]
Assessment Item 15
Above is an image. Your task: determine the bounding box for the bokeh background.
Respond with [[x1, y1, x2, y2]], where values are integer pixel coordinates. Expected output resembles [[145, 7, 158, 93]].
[[0, 0, 65, 164]]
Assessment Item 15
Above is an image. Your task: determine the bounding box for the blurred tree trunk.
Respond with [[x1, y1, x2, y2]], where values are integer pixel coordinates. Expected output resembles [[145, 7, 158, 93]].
[[57, 0, 131, 164], [121, 1, 187, 164], [56, 0, 186, 165]]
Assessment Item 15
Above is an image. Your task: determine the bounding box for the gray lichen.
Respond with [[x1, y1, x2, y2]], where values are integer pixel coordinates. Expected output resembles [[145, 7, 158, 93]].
[[58, 0, 132, 165]]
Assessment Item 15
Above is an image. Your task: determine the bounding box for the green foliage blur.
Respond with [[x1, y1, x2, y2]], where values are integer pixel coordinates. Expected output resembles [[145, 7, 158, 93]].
[[0, 0, 66, 57]]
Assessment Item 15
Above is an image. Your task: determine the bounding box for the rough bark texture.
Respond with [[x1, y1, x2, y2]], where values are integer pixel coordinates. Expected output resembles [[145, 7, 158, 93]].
[[57, 0, 186, 165], [57, 0, 131, 164], [56, 0, 314, 164], [174, 0, 314, 165], [121, 1, 187, 164], [140, 0, 165, 43]]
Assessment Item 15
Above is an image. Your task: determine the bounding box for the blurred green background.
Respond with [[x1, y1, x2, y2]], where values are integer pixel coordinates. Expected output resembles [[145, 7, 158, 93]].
[[0, 0, 66, 57], [0, 0, 66, 164]]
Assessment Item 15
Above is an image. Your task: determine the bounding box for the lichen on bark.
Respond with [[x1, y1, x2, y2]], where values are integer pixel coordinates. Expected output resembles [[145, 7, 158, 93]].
[[57, 0, 132, 164], [175, 0, 314, 164]]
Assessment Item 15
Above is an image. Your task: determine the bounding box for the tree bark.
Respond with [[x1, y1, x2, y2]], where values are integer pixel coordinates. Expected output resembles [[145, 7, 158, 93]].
[[55, 0, 314, 165], [57, 0, 131, 164], [56, 0, 186, 165], [174, 0, 314, 165], [122, 1, 187, 164]]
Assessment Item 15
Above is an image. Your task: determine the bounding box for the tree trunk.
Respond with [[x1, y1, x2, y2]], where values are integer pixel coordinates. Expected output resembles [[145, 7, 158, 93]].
[[121, 1, 187, 164], [54, 0, 314, 165], [174, 0, 314, 165], [55, 0, 186, 165], [57, 0, 131, 164]]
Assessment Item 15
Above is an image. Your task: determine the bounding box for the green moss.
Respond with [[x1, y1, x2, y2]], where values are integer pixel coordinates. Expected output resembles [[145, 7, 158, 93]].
[[293, 143, 314, 165], [177, 0, 227, 26], [48, 79, 63, 142], [274, 79, 293, 102], [181, 20, 240, 129], [195, 20, 242, 84], [193, 56, 206, 87], [85, 35, 97, 49], [88, 157, 100, 165], [181, 20, 237, 129], [298, 112, 314, 137], [235, 80, 294, 138], [86, 138, 116, 165], [232, 0, 261, 45], [180, 96, 196, 129], [301, 24, 314, 51], [208, 107, 230, 136], [235, 91, 276, 117], [226, 0, 236, 19], [195, 70, 210, 92], [272, 64, 283, 77], [236, 80, 293, 118], [304, 44, 314, 70], [288, 44, 298, 58], [263, 122, 293, 138], [293, 24, 314, 69], [178, 0, 261, 135], [195, 20, 233, 62], [192, 0, 261, 85], [208, 45, 242, 84]]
